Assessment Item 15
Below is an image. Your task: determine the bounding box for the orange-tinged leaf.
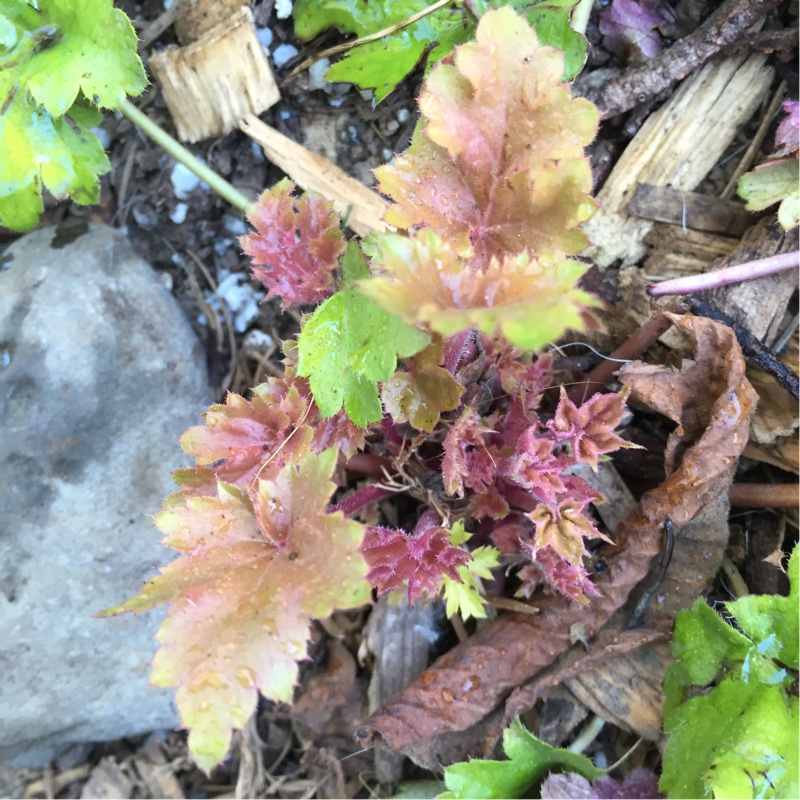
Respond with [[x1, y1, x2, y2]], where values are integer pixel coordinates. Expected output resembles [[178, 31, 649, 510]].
[[360, 230, 600, 351], [181, 380, 314, 488], [99, 449, 370, 772], [381, 335, 464, 431], [375, 7, 598, 265]]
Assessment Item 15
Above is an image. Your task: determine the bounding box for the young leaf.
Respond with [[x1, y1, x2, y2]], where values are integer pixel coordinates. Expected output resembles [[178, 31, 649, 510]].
[[297, 242, 429, 427], [599, 0, 667, 61], [241, 179, 346, 309], [360, 231, 599, 352], [99, 449, 370, 772], [0, 0, 146, 231], [439, 717, 602, 799], [374, 7, 598, 264], [441, 408, 498, 498], [381, 335, 464, 432], [541, 767, 661, 799], [440, 544, 500, 621], [362, 523, 471, 604]]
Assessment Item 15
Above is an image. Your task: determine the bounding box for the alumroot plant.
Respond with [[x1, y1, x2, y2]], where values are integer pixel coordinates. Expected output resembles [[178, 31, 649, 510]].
[[101, 8, 636, 771]]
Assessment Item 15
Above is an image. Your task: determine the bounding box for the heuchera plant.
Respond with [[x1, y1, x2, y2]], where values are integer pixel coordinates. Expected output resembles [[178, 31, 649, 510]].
[[102, 8, 635, 771]]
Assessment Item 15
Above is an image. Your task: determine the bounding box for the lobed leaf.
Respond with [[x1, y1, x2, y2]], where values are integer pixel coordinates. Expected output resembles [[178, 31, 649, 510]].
[[361, 231, 599, 352], [374, 7, 598, 265], [381, 335, 464, 432], [440, 545, 500, 621], [297, 243, 429, 427], [241, 180, 345, 309], [439, 718, 601, 799], [99, 449, 370, 772]]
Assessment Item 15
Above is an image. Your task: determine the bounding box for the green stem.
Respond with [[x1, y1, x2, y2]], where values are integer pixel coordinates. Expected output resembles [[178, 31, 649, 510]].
[[568, 715, 605, 753], [571, 0, 593, 36], [118, 99, 252, 214]]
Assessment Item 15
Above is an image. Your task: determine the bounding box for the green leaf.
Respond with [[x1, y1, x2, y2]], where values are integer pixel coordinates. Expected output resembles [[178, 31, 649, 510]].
[[521, 6, 587, 80], [727, 545, 798, 670], [661, 561, 799, 800], [738, 159, 800, 224], [0, 0, 145, 230], [661, 675, 798, 798], [296, 243, 429, 427], [439, 718, 602, 799], [1, 0, 147, 116]]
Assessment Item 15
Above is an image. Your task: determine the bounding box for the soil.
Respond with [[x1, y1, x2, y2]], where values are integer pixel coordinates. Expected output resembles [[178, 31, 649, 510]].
[[3, 0, 797, 797]]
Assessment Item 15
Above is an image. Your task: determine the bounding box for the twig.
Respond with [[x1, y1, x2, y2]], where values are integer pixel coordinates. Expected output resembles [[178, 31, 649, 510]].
[[685, 296, 799, 400], [283, 0, 453, 82], [729, 482, 800, 508], [721, 81, 786, 200], [568, 715, 605, 753], [649, 251, 800, 297], [582, 0, 783, 118], [138, 5, 177, 50], [720, 555, 750, 597]]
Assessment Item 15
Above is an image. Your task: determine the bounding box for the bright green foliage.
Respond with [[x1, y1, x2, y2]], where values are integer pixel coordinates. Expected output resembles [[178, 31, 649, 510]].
[[0, 0, 146, 230], [292, 0, 587, 104], [297, 242, 429, 426], [440, 536, 500, 621], [739, 160, 799, 230], [438, 717, 602, 798], [660, 547, 799, 799], [99, 449, 371, 772]]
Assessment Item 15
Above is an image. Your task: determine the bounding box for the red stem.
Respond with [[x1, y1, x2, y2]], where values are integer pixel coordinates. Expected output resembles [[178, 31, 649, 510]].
[[343, 452, 393, 477], [331, 483, 397, 517], [649, 251, 800, 297], [567, 311, 676, 404], [729, 482, 799, 509]]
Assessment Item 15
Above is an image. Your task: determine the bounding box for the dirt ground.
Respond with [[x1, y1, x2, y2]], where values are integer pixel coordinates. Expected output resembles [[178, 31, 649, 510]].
[[2, 0, 797, 797]]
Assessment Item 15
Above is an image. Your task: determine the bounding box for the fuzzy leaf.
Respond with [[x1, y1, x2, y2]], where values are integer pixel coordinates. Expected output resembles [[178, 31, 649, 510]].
[[374, 8, 598, 264], [181, 379, 314, 487], [439, 718, 602, 799], [297, 243, 429, 427], [775, 100, 799, 153], [362, 524, 471, 603], [442, 408, 497, 498], [524, 5, 587, 80], [361, 231, 599, 351], [241, 179, 345, 309], [99, 449, 370, 772], [381, 336, 464, 431], [546, 386, 633, 469], [441, 545, 500, 621], [541, 767, 661, 799]]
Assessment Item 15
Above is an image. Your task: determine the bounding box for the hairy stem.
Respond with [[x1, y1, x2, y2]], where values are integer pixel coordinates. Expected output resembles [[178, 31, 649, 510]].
[[649, 251, 800, 297], [331, 483, 398, 517], [118, 99, 253, 213]]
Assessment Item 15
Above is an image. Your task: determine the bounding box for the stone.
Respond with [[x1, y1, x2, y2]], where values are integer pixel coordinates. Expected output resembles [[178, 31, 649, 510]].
[[0, 222, 211, 766]]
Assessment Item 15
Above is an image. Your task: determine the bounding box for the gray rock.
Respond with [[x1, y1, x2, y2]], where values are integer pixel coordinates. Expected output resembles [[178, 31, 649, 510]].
[[0, 222, 210, 766]]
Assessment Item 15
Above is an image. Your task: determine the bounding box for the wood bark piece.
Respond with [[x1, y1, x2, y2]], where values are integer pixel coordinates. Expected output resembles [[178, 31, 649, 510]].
[[583, 54, 773, 269], [241, 114, 389, 237], [148, 7, 279, 143], [641, 226, 738, 280], [174, 0, 251, 45], [627, 184, 753, 237]]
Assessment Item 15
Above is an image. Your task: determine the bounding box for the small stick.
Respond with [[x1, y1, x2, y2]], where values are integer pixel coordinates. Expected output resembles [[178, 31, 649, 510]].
[[649, 251, 799, 297], [720, 555, 750, 598], [686, 296, 799, 400], [720, 81, 786, 200], [729, 482, 799, 509], [626, 516, 675, 629]]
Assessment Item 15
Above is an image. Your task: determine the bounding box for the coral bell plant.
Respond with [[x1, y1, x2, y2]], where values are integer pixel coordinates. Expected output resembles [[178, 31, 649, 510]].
[[101, 8, 636, 771]]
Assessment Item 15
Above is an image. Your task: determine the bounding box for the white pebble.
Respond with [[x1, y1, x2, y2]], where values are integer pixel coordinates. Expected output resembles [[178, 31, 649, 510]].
[[396, 108, 410, 123], [171, 162, 205, 200], [272, 43, 298, 68], [243, 329, 275, 351], [256, 26, 273, 54], [169, 202, 188, 224], [308, 58, 331, 92], [215, 273, 263, 333], [275, 0, 293, 19]]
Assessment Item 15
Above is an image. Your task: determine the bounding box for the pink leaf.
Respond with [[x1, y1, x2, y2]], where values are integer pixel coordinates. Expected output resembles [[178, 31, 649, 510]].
[[442, 409, 498, 498], [241, 179, 345, 309], [600, 0, 666, 61]]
